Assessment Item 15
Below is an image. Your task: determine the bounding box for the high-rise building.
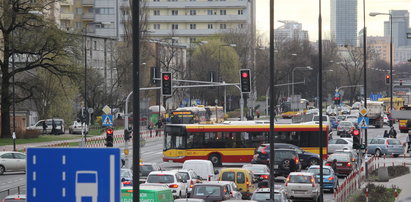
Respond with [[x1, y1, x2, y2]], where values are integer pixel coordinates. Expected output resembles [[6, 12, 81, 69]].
[[383, 10, 410, 47], [274, 20, 309, 41], [366, 36, 391, 64], [330, 0, 357, 46], [145, 0, 256, 46]]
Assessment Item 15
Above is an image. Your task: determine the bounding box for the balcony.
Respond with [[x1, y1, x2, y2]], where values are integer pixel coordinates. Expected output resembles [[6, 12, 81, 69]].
[[82, 0, 94, 6], [146, 1, 248, 9], [60, 13, 74, 20], [82, 12, 95, 20], [148, 15, 248, 23]]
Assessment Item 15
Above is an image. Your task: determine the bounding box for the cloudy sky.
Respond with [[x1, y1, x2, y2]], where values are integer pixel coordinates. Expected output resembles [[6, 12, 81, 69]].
[[256, 0, 411, 41]]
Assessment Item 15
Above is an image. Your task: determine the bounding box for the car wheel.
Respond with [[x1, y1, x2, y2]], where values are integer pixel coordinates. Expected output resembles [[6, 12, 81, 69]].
[[0, 165, 5, 175], [309, 158, 319, 166], [375, 149, 381, 157], [208, 153, 222, 167]]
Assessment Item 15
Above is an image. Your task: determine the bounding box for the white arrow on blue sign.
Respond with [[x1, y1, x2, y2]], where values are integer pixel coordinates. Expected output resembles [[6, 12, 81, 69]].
[[27, 148, 120, 202]]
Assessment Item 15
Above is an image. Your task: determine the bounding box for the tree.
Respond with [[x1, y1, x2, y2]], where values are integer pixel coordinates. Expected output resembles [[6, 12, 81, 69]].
[[0, 1, 80, 138]]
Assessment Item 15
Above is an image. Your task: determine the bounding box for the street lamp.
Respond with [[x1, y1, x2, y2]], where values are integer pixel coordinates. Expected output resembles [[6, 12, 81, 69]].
[[370, 12, 393, 114], [291, 66, 312, 95], [218, 43, 236, 116]]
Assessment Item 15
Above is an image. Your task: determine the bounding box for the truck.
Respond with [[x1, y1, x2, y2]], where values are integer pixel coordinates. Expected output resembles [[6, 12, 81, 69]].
[[366, 101, 385, 128], [397, 105, 411, 133]]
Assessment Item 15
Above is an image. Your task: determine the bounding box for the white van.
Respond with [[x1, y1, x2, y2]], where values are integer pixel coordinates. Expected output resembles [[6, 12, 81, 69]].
[[27, 118, 65, 134], [182, 160, 218, 181]]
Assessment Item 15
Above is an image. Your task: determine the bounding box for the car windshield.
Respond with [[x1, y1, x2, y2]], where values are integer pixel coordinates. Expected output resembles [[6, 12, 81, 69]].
[[146, 174, 174, 183], [243, 165, 267, 173], [252, 192, 282, 201], [289, 175, 312, 183], [307, 168, 331, 175], [194, 186, 221, 197], [328, 154, 350, 162], [140, 165, 154, 176]]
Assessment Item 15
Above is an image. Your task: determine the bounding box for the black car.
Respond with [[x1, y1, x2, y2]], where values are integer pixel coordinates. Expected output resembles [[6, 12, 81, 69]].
[[138, 162, 162, 183], [251, 148, 301, 177], [242, 164, 270, 186], [253, 143, 320, 169]]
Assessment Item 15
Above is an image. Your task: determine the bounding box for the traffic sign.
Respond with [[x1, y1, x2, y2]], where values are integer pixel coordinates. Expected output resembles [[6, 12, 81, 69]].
[[27, 148, 120, 202], [357, 117, 369, 129], [102, 115, 113, 126], [359, 108, 368, 116], [102, 105, 112, 115]]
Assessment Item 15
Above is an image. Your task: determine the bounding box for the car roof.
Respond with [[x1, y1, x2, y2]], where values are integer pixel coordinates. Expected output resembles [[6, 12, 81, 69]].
[[193, 183, 225, 187], [220, 168, 252, 173], [242, 164, 268, 168], [203, 181, 234, 185], [308, 165, 332, 170], [170, 169, 194, 173], [288, 172, 314, 176], [0, 151, 25, 155], [148, 171, 178, 175]]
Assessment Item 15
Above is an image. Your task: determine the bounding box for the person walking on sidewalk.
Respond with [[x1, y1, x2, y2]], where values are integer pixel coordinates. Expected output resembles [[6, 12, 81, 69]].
[[389, 126, 397, 138]]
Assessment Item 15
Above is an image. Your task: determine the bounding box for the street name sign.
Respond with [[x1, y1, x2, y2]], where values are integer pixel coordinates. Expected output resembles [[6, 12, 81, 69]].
[[27, 148, 120, 202]]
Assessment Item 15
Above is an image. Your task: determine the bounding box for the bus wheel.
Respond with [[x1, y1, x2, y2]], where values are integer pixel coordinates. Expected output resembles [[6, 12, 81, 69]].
[[209, 153, 222, 167]]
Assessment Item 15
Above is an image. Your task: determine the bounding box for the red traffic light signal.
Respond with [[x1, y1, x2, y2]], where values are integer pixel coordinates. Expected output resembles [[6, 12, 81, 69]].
[[240, 69, 251, 93], [163, 74, 170, 80], [241, 72, 249, 78], [385, 75, 390, 85], [106, 128, 113, 135], [353, 129, 360, 136]]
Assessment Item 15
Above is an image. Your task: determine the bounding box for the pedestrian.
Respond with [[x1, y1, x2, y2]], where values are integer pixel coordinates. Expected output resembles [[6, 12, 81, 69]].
[[407, 130, 411, 153], [51, 119, 57, 135], [42, 121, 48, 134], [389, 126, 397, 138], [256, 110, 260, 119], [331, 159, 338, 173], [155, 120, 163, 136], [383, 130, 389, 138], [147, 121, 153, 137]]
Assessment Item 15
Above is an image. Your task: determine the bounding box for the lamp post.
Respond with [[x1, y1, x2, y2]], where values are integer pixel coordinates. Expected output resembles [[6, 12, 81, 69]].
[[370, 12, 393, 115], [291, 66, 312, 95], [218, 44, 236, 117]]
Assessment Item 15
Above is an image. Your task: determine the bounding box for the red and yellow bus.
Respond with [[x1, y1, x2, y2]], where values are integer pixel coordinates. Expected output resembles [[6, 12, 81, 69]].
[[163, 122, 329, 166]]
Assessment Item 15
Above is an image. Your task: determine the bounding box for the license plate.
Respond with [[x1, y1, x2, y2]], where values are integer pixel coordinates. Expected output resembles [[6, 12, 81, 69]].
[[337, 163, 342, 166]]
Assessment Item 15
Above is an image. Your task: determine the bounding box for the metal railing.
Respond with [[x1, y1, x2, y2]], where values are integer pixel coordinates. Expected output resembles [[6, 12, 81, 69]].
[[0, 185, 25, 199]]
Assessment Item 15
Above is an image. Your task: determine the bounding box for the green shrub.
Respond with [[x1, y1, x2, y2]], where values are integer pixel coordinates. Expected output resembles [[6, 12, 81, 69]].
[[387, 165, 410, 178], [348, 183, 400, 202]]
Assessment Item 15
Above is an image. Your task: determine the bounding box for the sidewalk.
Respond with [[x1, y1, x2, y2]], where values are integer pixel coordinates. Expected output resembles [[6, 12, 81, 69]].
[[371, 171, 411, 202], [0, 129, 162, 151]]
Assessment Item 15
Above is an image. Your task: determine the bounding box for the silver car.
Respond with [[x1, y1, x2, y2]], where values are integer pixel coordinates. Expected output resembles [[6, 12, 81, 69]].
[[285, 172, 320, 201], [0, 152, 26, 175], [328, 138, 353, 154], [69, 121, 88, 134]]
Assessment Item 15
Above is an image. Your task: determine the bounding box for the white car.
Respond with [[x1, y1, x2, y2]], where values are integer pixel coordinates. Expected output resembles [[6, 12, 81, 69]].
[[69, 121, 88, 134], [285, 172, 320, 201], [171, 169, 202, 196], [328, 138, 353, 154], [182, 160, 218, 181], [0, 151, 26, 175], [146, 171, 189, 198]]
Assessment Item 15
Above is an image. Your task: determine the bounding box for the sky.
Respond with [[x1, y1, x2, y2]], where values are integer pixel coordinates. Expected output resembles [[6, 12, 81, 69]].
[[256, 0, 411, 41]]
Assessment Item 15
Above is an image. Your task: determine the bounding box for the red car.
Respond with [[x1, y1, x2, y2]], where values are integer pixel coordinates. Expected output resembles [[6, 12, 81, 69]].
[[325, 153, 356, 176]]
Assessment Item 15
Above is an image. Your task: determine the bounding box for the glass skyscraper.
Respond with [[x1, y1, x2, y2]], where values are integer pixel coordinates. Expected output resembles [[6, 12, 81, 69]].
[[330, 0, 358, 46]]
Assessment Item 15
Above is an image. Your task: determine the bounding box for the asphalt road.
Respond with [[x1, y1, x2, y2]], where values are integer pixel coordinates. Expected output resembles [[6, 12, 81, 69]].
[[0, 118, 406, 201]]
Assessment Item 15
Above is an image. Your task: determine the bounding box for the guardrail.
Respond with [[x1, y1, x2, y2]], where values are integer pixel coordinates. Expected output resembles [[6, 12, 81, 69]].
[[0, 185, 25, 200]]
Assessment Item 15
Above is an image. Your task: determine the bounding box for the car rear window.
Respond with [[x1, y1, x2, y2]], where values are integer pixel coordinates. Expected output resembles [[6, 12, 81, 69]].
[[140, 165, 154, 176], [194, 186, 221, 196], [328, 154, 349, 162], [147, 174, 174, 183], [307, 168, 331, 175], [178, 172, 190, 180], [289, 175, 312, 183], [388, 139, 401, 145], [275, 150, 296, 160], [221, 172, 235, 182]]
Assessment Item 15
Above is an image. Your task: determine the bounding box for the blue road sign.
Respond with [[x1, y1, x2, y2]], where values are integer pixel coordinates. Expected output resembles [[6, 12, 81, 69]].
[[102, 114, 113, 126], [27, 148, 120, 202], [357, 117, 369, 129]]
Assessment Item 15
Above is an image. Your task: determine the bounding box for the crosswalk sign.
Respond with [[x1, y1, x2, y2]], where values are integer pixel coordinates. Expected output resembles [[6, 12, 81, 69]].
[[102, 115, 113, 126], [357, 117, 369, 129]]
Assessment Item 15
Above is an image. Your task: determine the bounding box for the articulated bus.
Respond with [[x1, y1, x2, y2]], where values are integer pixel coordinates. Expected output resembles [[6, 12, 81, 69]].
[[163, 122, 329, 166]]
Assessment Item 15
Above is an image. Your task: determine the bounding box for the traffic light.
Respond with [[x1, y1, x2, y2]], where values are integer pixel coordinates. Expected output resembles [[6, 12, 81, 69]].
[[385, 75, 390, 85], [124, 128, 132, 141], [161, 72, 172, 96], [240, 69, 251, 93], [106, 128, 114, 147], [334, 97, 341, 105], [352, 129, 360, 149]]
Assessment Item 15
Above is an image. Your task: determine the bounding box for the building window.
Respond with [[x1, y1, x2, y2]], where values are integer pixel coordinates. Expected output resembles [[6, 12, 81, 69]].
[[153, 24, 160, 29], [220, 24, 226, 29], [95, 8, 115, 15], [220, 10, 226, 15], [75, 8, 82, 14], [154, 10, 160, 15], [189, 10, 196, 15], [207, 10, 213, 15], [190, 24, 196, 29], [238, 10, 243, 15], [93, 41, 97, 50], [208, 24, 213, 29], [171, 10, 178, 15], [172, 24, 179, 30]]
